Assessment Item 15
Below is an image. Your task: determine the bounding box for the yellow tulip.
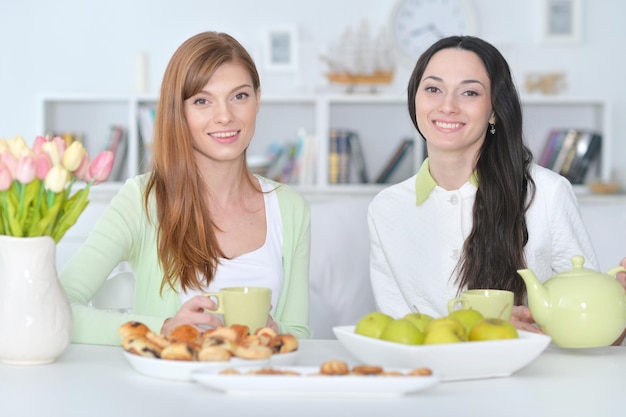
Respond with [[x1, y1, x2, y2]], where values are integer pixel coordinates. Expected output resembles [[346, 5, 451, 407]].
[[42, 141, 60, 166], [62, 141, 85, 172], [44, 165, 68, 193], [8, 136, 29, 158]]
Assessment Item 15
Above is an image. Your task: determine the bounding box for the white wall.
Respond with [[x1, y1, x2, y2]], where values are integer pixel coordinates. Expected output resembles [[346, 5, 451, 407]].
[[1, 0, 625, 178]]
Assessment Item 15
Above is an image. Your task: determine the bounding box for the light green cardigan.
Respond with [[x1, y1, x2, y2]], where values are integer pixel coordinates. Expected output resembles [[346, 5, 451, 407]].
[[60, 174, 311, 345]]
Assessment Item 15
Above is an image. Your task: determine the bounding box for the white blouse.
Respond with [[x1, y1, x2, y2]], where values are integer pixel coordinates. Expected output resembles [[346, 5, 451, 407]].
[[368, 163, 598, 319]]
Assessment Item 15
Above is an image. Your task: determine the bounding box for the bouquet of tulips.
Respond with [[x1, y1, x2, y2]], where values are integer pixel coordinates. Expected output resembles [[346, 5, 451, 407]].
[[0, 135, 114, 243]]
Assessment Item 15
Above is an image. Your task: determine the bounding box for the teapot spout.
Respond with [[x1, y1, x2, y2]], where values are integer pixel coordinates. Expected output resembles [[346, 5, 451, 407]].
[[517, 268, 550, 326]]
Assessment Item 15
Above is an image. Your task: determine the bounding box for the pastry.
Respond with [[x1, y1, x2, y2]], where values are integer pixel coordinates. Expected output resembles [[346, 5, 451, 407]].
[[254, 327, 277, 346], [118, 321, 150, 340], [351, 365, 383, 375], [167, 324, 200, 344], [160, 342, 196, 361], [145, 331, 170, 350], [320, 359, 349, 375], [124, 336, 162, 358], [229, 324, 250, 342], [197, 346, 232, 362], [268, 333, 298, 354], [202, 326, 239, 343], [233, 344, 273, 360], [201, 333, 237, 354], [407, 367, 433, 376]]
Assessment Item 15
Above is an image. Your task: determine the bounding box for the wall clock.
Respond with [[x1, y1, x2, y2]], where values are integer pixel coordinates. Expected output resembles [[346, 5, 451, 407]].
[[390, 0, 477, 66]]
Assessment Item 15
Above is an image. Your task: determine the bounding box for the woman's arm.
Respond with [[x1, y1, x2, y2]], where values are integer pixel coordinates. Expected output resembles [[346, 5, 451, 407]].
[[60, 177, 167, 345], [368, 208, 415, 318], [273, 184, 311, 338]]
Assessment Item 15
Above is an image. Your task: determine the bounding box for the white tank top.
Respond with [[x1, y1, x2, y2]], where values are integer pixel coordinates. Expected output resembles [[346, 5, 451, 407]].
[[180, 178, 284, 313]]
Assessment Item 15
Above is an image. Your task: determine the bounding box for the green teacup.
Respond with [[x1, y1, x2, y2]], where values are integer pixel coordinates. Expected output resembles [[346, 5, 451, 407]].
[[204, 286, 271, 333], [447, 289, 514, 320]]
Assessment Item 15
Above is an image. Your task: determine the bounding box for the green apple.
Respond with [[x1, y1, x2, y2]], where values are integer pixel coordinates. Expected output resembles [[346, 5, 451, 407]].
[[402, 312, 434, 333], [448, 309, 484, 335], [469, 318, 519, 341], [354, 312, 393, 339], [423, 317, 468, 344], [379, 318, 425, 345]]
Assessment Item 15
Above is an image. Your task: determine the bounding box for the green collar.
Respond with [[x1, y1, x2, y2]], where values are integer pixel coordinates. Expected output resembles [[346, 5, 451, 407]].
[[415, 158, 479, 205]]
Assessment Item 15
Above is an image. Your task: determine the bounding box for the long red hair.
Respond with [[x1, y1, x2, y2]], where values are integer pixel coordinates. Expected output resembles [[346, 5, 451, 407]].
[[144, 32, 261, 294]]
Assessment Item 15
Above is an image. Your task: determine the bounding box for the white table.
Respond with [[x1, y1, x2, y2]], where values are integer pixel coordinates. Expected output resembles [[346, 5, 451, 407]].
[[0, 340, 623, 417]]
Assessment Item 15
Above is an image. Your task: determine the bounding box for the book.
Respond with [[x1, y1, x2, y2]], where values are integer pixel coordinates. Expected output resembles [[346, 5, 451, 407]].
[[563, 131, 602, 184], [375, 138, 415, 184], [138, 105, 156, 172], [265, 144, 288, 182], [337, 130, 351, 184], [550, 129, 579, 174], [328, 129, 351, 184], [347, 132, 368, 183], [538, 129, 567, 169], [559, 131, 582, 176], [295, 130, 317, 186], [104, 125, 128, 181]]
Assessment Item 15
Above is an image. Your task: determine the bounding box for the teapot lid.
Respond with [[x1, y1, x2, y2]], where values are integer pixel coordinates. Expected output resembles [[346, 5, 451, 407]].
[[559, 255, 603, 279]]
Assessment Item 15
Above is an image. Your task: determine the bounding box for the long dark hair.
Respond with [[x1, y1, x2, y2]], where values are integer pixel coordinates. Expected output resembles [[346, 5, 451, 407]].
[[407, 36, 535, 304]]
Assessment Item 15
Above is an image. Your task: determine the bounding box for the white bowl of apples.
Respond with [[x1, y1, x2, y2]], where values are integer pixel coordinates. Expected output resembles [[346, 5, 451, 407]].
[[333, 312, 551, 382]]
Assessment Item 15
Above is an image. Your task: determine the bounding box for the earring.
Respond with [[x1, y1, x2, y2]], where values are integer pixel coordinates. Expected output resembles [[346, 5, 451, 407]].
[[489, 124, 496, 135]]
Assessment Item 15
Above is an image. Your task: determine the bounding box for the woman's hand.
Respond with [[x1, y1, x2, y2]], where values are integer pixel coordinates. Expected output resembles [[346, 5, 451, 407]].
[[509, 305, 544, 334], [266, 305, 279, 332], [612, 258, 626, 346], [161, 295, 223, 336], [616, 258, 626, 290]]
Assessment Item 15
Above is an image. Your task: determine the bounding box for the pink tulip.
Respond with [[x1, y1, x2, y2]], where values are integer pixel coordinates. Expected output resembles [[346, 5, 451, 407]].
[[52, 136, 67, 155], [73, 153, 91, 182], [88, 150, 114, 184], [0, 150, 17, 177], [0, 162, 12, 191], [15, 155, 36, 184], [35, 152, 53, 181], [32, 136, 48, 154]]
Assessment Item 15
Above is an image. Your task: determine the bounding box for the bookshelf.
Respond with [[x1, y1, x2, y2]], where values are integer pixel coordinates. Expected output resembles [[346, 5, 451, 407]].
[[39, 94, 613, 196], [521, 96, 611, 183]]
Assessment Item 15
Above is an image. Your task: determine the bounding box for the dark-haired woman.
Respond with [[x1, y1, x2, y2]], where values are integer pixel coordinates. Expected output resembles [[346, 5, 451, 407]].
[[368, 36, 613, 336]]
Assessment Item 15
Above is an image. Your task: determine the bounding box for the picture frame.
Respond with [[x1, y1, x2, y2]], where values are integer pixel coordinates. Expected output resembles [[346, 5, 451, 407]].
[[263, 26, 298, 72], [540, 0, 582, 44]]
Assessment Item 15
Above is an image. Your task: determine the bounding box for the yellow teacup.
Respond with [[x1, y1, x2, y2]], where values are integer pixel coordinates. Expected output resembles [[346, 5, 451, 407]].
[[204, 286, 271, 333], [447, 289, 514, 320]]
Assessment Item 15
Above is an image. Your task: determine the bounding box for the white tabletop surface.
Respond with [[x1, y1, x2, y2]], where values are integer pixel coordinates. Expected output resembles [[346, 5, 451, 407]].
[[0, 339, 623, 417]]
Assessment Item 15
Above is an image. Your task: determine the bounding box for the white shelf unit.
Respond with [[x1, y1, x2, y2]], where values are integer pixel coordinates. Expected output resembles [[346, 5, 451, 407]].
[[38, 94, 139, 186], [521, 96, 612, 182], [39, 94, 613, 196]]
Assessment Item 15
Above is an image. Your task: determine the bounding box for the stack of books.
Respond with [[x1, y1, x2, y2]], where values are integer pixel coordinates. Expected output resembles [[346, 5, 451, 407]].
[[328, 129, 415, 185], [264, 128, 317, 186], [537, 128, 602, 184], [104, 125, 128, 181]]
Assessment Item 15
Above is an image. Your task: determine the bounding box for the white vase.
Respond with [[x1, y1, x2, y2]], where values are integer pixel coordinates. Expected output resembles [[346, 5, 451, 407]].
[[0, 235, 73, 365]]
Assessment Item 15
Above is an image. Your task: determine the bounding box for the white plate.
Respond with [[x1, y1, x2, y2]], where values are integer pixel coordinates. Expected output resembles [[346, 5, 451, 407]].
[[268, 350, 299, 366], [192, 366, 439, 397], [333, 325, 551, 382], [122, 351, 269, 382]]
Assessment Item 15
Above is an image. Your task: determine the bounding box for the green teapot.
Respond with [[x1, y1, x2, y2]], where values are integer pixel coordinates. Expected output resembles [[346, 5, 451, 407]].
[[517, 255, 626, 348]]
